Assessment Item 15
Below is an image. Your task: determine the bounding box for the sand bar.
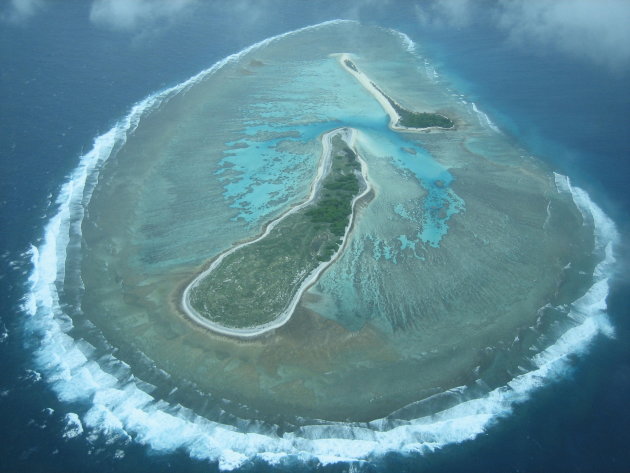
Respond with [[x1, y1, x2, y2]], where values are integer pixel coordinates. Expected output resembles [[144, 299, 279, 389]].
[[337, 53, 452, 132]]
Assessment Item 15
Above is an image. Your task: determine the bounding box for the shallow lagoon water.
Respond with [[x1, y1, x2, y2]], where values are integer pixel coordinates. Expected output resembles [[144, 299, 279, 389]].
[[22, 21, 617, 469]]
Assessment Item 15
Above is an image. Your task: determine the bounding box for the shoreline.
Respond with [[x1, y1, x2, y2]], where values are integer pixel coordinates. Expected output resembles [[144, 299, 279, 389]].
[[180, 127, 372, 339], [336, 53, 453, 133]]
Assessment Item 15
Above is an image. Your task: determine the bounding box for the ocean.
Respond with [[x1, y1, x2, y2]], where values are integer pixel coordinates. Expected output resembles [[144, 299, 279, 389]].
[[1, 3, 628, 472]]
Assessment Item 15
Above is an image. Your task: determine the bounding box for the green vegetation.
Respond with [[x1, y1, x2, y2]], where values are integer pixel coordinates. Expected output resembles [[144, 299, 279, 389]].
[[371, 81, 454, 129], [394, 107, 453, 129], [344, 59, 358, 72], [344, 58, 453, 129], [307, 138, 361, 244], [188, 132, 364, 328]]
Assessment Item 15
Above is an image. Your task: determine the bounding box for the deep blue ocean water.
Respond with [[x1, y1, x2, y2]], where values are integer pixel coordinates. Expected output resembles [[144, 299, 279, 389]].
[[1, 3, 628, 472]]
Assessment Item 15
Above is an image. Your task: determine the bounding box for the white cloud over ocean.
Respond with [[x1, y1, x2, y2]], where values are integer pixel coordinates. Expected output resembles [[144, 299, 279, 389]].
[[0, 0, 45, 23], [496, 0, 630, 69], [89, 0, 198, 31], [3, 0, 630, 70], [416, 0, 630, 70]]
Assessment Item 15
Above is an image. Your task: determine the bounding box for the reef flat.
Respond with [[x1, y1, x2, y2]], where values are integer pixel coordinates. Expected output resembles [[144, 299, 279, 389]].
[[69, 23, 602, 424]]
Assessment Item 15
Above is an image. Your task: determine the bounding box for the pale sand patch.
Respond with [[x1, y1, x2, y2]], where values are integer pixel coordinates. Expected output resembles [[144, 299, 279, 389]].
[[335, 53, 451, 133]]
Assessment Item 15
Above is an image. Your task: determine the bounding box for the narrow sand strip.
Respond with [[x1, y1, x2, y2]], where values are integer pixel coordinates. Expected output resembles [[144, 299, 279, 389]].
[[181, 127, 371, 338], [336, 53, 451, 132]]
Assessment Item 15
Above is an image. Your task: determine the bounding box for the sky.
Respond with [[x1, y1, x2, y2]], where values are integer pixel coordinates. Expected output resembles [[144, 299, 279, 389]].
[[2, 0, 630, 71]]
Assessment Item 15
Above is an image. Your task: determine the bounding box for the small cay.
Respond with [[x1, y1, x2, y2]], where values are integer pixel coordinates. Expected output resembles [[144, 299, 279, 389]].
[[182, 128, 371, 337], [342, 56, 454, 130]]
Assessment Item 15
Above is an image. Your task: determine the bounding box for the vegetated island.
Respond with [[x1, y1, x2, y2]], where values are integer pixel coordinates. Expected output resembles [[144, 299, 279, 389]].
[[182, 128, 371, 338], [339, 54, 454, 131], [181, 54, 452, 338]]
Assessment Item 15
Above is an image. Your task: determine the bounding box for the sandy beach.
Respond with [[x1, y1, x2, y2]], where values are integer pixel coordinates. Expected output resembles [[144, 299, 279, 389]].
[[337, 53, 451, 132], [181, 127, 372, 338]]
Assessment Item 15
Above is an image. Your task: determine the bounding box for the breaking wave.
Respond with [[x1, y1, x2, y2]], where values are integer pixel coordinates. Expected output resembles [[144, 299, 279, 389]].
[[471, 101, 501, 132], [21, 22, 618, 471]]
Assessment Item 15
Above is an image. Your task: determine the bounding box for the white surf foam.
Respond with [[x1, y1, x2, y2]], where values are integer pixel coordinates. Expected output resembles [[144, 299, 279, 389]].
[[471, 102, 500, 133], [0, 322, 7, 343], [22, 21, 618, 471], [389, 28, 500, 137], [62, 412, 84, 439], [389, 29, 416, 54], [554, 171, 572, 194]]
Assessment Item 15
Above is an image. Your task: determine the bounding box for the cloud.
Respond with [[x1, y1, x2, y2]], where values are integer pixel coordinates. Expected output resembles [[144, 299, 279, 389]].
[[1, 0, 45, 23], [89, 0, 198, 32], [415, 0, 630, 70], [340, 0, 393, 21], [495, 0, 630, 69], [416, 0, 474, 28]]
